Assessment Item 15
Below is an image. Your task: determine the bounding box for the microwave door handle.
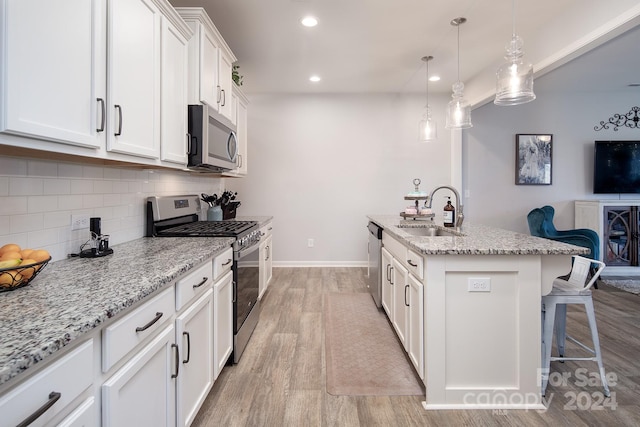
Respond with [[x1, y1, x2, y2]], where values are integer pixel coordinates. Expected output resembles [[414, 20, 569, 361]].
[[228, 131, 238, 161]]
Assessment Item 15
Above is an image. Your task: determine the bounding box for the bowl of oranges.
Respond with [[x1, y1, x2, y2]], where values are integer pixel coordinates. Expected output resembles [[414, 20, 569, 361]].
[[0, 244, 51, 292]]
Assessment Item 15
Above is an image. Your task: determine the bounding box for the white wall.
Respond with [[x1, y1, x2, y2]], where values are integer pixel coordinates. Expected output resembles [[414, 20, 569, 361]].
[[226, 93, 452, 266], [0, 156, 223, 262], [464, 89, 640, 234]]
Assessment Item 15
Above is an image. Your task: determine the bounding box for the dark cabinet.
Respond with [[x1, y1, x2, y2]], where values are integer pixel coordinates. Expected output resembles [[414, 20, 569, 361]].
[[603, 206, 639, 266]]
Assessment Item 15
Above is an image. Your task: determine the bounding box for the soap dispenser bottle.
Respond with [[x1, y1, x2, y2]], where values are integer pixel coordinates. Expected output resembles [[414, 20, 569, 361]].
[[443, 197, 455, 228]]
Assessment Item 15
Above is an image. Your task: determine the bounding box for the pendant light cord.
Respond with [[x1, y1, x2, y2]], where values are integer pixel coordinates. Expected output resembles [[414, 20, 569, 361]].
[[426, 60, 429, 105], [512, 0, 516, 37], [456, 23, 460, 82]]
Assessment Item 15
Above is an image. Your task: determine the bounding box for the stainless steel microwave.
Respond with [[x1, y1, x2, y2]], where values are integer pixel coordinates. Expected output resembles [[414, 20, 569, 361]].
[[187, 105, 238, 172]]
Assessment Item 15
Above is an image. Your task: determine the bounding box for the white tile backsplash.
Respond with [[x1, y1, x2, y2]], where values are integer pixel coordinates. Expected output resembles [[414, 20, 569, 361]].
[[9, 177, 44, 196], [44, 178, 71, 195], [0, 155, 224, 262]]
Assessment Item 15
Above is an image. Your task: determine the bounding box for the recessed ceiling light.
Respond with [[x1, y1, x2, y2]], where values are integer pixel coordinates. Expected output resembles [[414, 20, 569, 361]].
[[301, 16, 318, 27], [429, 76, 441, 82], [309, 75, 321, 82]]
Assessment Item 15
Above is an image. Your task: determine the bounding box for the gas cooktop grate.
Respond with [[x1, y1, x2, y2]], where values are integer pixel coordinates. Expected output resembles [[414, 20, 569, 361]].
[[157, 220, 258, 237]]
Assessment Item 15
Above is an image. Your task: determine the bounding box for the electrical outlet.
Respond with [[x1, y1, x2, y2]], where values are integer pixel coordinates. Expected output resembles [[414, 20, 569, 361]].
[[464, 189, 471, 198], [308, 238, 314, 248], [71, 214, 90, 231], [468, 277, 491, 292]]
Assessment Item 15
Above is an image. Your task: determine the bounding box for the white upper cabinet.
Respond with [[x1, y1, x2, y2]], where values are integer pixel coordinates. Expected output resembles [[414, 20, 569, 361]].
[[0, 0, 193, 168], [217, 50, 234, 121], [160, 12, 190, 165], [0, 0, 106, 149], [200, 24, 221, 109], [107, 0, 161, 159], [176, 7, 237, 124], [224, 85, 248, 176]]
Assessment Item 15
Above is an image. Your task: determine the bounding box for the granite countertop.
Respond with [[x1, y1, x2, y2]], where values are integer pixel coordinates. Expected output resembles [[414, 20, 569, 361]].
[[0, 215, 273, 388], [0, 236, 237, 388], [368, 215, 589, 256]]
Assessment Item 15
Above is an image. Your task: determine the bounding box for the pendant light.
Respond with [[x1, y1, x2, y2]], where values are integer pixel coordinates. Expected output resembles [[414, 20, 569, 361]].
[[445, 17, 472, 129], [419, 56, 437, 141], [494, 0, 535, 105]]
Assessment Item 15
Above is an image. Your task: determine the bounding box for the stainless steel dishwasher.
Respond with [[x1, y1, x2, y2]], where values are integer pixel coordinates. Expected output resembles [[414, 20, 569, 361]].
[[367, 222, 383, 307]]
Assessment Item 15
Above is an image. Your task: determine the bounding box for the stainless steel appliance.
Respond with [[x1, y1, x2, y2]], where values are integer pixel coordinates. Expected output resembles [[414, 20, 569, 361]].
[[187, 104, 238, 172], [367, 222, 383, 307], [146, 195, 261, 363]]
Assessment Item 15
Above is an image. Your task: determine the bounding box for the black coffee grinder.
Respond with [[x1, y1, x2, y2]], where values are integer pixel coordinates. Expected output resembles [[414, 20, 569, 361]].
[[80, 217, 114, 258]]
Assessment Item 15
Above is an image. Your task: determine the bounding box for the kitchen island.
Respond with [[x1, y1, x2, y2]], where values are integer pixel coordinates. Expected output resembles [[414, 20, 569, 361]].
[[368, 215, 588, 410]]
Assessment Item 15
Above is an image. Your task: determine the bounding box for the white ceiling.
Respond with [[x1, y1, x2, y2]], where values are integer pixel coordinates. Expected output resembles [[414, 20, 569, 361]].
[[169, 0, 640, 104]]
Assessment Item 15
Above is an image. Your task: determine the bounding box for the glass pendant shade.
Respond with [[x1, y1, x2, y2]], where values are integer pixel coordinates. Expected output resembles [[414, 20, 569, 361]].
[[445, 17, 472, 129], [445, 81, 472, 129], [419, 55, 437, 141], [419, 106, 437, 141], [494, 35, 535, 105]]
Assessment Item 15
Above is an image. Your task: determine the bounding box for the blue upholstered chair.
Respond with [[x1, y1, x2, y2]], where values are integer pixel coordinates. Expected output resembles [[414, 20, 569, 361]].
[[527, 205, 600, 261]]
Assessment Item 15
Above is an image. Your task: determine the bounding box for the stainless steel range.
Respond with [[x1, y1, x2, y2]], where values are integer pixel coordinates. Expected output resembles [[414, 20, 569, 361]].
[[146, 195, 261, 364]]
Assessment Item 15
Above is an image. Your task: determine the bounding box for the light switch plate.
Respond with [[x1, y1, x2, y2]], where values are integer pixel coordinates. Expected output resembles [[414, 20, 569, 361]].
[[468, 277, 491, 292]]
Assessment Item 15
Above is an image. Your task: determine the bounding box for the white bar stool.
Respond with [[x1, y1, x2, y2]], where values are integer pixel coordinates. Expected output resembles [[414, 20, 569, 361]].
[[541, 255, 609, 397]]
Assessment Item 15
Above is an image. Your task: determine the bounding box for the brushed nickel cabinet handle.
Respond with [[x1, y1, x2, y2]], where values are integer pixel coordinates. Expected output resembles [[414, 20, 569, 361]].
[[17, 391, 61, 427], [405, 285, 410, 307], [407, 260, 418, 267], [135, 312, 163, 332], [97, 98, 105, 132], [390, 266, 394, 285], [114, 104, 122, 136], [171, 344, 180, 378], [222, 259, 232, 266], [193, 277, 208, 289], [182, 332, 191, 364]]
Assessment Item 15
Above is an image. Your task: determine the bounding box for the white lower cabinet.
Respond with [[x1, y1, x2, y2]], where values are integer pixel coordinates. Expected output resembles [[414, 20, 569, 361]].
[[57, 396, 97, 427], [258, 222, 273, 300], [382, 230, 425, 380], [391, 257, 409, 351], [0, 339, 94, 427], [175, 289, 214, 427], [102, 324, 177, 427], [213, 270, 234, 379], [381, 247, 393, 317], [408, 274, 424, 379]]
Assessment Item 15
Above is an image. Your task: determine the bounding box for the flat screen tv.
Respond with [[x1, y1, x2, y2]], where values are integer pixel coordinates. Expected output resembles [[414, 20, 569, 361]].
[[594, 141, 640, 194]]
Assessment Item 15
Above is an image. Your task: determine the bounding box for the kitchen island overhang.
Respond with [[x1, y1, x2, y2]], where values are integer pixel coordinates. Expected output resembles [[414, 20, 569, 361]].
[[368, 215, 589, 410]]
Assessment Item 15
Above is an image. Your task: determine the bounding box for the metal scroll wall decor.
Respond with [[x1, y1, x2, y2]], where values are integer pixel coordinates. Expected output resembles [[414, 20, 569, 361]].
[[594, 106, 640, 131]]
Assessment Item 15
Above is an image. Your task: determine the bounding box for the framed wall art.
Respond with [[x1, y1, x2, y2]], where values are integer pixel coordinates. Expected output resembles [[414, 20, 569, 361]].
[[515, 134, 553, 185]]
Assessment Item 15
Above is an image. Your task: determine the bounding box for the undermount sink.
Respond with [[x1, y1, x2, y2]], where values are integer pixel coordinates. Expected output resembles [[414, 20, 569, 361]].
[[398, 226, 463, 237]]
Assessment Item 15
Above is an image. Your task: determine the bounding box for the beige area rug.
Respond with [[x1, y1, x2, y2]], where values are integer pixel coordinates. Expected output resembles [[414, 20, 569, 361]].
[[600, 276, 640, 295], [324, 292, 423, 396]]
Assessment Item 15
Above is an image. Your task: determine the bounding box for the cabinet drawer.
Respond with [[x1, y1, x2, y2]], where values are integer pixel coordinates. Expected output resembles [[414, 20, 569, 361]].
[[213, 247, 233, 281], [0, 339, 93, 427], [383, 231, 407, 262], [406, 249, 424, 280], [259, 222, 273, 239], [102, 287, 175, 372], [176, 259, 213, 311]]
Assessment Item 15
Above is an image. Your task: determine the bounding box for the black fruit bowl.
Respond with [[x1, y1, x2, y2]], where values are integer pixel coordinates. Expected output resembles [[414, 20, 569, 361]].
[[0, 257, 51, 292]]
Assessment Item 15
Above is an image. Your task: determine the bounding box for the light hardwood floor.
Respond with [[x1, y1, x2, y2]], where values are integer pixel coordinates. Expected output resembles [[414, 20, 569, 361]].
[[192, 267, 640, 426]]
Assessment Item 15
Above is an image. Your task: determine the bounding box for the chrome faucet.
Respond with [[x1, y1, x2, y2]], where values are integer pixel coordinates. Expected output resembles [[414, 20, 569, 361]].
[[426, 185, 464, 229]]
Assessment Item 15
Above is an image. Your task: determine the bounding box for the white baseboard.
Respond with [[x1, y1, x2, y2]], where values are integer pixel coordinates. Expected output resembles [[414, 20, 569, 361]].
[[272, 261, 367, 268]]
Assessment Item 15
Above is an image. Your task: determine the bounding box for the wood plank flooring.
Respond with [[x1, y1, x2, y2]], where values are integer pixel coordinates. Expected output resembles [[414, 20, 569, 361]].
[[192, 267, 640, 426]]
